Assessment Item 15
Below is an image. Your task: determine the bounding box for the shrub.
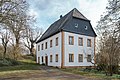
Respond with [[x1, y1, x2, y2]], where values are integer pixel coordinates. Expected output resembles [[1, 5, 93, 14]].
[[97, 64, 119, 74], [41, 63, 45, 65], [0, 59, 12, 67], [0, 58, 21, 67]]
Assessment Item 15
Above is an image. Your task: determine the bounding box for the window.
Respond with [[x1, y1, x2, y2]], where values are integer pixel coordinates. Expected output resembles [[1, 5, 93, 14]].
[[85, 25, 88, 30], [78, 54, 83, 62], [87, 39, 91, 47], [56, 54, 58, 62], [69, 36, 74, 45], [78, 37, 83, 46], [41, 44, 44, 50], [50, 55, 52, 62], [75, 23, 78, 28], [38, 57, 40, 64], [45, 42, 47, 49], [42, 56, 44, 63], [56, 37, 58, 46], [87, 55, 91, 62], [69, 54, 74, 62], [38, 45, 40, 51], [50, 40, 52, 47]]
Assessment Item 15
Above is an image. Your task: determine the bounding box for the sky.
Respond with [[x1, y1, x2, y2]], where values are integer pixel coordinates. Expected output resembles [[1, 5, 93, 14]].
[[28, 0, 108, 31]]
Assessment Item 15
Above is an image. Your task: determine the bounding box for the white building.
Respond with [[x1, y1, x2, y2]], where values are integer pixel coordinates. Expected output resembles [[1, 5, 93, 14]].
[[36, 8, 97, 68]]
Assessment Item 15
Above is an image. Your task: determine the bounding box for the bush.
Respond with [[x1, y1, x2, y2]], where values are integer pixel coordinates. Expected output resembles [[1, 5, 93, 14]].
[[41, 63, 45, 65], [22, 55, 36, 61], [0, 58, 21, 67], [97, 64, 119, 74], [0, 59, 12, 67], [6, 58, 21, 65]]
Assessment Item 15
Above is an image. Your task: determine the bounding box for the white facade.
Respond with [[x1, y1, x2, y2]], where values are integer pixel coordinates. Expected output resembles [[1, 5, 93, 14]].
[[36, 32, 62, 67], [64, 32, 95, 67], [36, 31, 95, 68]]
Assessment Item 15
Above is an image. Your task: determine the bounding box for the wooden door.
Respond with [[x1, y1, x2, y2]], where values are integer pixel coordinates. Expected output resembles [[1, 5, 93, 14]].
[[45, 56, 48, 65], [38, 57, 40, 64]]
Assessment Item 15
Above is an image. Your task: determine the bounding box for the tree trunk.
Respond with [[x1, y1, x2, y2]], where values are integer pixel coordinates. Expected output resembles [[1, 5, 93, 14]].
[[30, 43, 34, 56], [14, 38, 20, 60], [3, 46, 6, 59]]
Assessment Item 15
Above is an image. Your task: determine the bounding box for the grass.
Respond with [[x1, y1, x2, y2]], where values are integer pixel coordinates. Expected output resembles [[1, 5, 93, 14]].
[[0, 58, 42, 78], [62, 68, 120, 80], [0, 59, 39, 71], [0, 58, 119, 80]]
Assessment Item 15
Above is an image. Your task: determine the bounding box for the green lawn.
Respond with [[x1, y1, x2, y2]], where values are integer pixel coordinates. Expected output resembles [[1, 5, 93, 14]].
[[0, 59, 41, 77], [0, 59, 120, 80], [62, 68, 120, 80]]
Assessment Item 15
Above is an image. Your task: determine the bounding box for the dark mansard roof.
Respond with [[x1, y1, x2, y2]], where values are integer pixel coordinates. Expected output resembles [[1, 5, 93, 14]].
[[36, 8, 97, 43]]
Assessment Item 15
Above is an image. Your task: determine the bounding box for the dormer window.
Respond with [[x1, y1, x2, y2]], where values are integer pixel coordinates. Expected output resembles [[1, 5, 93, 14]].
[[75, 23, 78, 28], [85, 25, 88, 30]]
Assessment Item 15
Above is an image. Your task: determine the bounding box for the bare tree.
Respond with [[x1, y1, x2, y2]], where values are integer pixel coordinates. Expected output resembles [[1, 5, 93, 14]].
[[0, 0, 29, 60], [0, 27, 10, 59], [96, 0, 120, 76], [24, 27, 43, 56], [0, 0, 28, 26]]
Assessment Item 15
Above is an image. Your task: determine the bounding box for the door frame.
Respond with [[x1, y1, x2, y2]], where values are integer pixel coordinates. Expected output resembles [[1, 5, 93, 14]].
[[38, 57, 40, 64], [45, 56, 48, 65]]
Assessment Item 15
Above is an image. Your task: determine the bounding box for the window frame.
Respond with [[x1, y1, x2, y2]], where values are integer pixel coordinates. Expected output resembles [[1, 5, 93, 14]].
[[56, 37, 58, 46], [87, 54, 91, 62], [50, 40, 52, 47], [69, 54, 74, 62], [41, 44, 44, 50], [78, 54, 83, 62], [78, 37, 83, 46], [45, 42, 47, 49], [38, 45, 40, 51], [69, 36, 74, 45], [50, 55, 52, 62], [87, 39, 91, 47], [55, 54, 58, 62]]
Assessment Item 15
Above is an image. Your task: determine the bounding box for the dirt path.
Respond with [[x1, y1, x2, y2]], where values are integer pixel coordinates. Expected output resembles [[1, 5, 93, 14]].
[[0, 66, 101, 80]]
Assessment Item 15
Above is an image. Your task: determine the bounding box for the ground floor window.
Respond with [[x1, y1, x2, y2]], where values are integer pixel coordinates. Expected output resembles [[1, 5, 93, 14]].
[[69, 54, 74, 62], [42, 56, 44, 63], [38, 57, 40, 63], [50, 55, 52, 62], [87, 54, 91, 62], [55, 54, 58, 62], [78, 54, 83, 62]]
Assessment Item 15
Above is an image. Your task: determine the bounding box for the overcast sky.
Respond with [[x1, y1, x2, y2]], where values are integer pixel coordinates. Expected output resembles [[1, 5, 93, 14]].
[[28, 0, 108, 31]]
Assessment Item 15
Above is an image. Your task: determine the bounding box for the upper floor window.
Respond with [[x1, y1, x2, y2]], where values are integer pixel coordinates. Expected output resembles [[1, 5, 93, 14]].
[[50, 55, 52, 62], [87, 55, 91, 62], [55, 54, 58, 62], [78, 54, 83, 62], [38, 45, 40, 51], [69, 36, 74, 45], [45, 42, 47, 49], [56, 37, 58, 46], [69, 54, 74, 62], [41, 44, 44, 50], [78, 37, 83, 46], [87, 39, 91, 47], [50, 40, 52, 47]]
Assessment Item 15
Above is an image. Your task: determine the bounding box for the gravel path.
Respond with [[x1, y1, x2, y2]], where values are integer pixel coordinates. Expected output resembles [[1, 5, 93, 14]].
[[0, 66, 102, 80]]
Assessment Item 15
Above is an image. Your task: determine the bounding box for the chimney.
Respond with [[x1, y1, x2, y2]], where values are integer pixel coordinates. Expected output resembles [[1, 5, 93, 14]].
[[60, 15, 62, 18]]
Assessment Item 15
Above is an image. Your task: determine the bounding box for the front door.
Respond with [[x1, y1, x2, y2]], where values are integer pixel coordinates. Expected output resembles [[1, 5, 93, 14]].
[[38, 57, 40, 64], [45, 56, 48, 65]]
